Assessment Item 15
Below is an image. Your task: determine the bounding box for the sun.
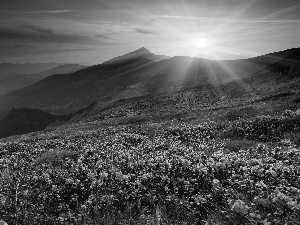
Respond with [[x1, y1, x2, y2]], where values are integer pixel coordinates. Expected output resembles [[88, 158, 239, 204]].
[[195, 39, 208, 49]]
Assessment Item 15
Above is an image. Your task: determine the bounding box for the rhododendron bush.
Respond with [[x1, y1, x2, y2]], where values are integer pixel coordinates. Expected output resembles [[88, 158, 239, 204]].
[[0, 112, 300, 224]]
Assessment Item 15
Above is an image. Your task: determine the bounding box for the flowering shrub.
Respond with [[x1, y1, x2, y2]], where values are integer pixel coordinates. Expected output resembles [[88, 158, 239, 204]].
[[0, 112, 300, 224], [223, 111, 300, 142]]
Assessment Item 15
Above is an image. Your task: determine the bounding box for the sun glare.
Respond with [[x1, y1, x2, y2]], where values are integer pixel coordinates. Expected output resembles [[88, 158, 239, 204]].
[[195, 39, 208, 49]]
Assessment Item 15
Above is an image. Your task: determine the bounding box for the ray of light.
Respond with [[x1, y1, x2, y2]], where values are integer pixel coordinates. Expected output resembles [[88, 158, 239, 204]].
[[213, 60, 258, 100]]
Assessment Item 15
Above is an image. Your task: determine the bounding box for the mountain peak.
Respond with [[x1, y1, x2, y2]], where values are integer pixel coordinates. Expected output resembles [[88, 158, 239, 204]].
[[103, 47, 170, 64], [133, 47, 151, 53], [103, 47, 155, 64], [128, 47, 153, 56]]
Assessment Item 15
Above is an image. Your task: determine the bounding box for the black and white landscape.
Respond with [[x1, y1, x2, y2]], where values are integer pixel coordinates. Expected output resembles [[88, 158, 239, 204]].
[[1, 1, 300, 224]]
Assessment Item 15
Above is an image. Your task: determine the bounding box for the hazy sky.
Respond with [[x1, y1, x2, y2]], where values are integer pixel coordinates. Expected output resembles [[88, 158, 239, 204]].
[[1, 0, 300, 64]]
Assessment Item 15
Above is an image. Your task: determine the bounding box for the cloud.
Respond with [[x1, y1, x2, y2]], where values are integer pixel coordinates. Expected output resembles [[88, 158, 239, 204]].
[[0, 0, 109, 12], [18, 23, 54, 35], [0, 26, 89, 44], [135, 28, 158, 35], [152, 15, 300, 24], [95, 34, 112, 39], [154, 15, 198, 20], [0, 44, 29, 51], [24, 10, 75, 14]]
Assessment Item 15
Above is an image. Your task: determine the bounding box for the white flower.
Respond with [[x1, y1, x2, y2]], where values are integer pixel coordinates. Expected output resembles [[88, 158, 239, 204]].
[[32, 175, 39, 181], [269, 169, 276, 177], [231, 199, 248, 214], [65, 178, 74, 184], [0, 195, 7, 205], [212, 179, 220, 188], [99, 172, 108, 180], [87, 172, 95, 180], [52, 185, 57, 191], [115, 171, 123, 181], [42, 173, 50, 179], [253, 196, 270, 207]]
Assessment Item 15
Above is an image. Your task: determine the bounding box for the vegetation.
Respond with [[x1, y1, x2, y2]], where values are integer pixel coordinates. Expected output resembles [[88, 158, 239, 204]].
[[1, 107, 300, 224], [0, 49, 299, 224]]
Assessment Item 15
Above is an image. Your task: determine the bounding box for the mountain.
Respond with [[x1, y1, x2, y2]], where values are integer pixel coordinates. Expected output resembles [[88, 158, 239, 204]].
[[1, 47, 300, 138], [0, 108, 59, 138], [74, 51, 300, 123], [0, 102, 96, 138], [0, 47, 300, 119], [0, 64, 86, 97], [198, 51, 248, 60], [0, 62, 63, 77], [103, 47, 170, 64]]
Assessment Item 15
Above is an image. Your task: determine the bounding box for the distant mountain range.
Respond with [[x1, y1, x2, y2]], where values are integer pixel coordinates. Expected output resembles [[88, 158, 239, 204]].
[[0, 47, 287, 116], [0, 62, 64, 77], [0, 64, 86, 97], [0, 47, 300, 138]]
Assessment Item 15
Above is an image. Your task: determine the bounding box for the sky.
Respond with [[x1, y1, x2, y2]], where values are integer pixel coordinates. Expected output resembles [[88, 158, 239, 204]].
[[1, 0, 300, 64]]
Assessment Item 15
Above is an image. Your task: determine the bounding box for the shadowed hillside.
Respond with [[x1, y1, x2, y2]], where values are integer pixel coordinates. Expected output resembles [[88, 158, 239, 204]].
[[0, 62, 63, 77], [0, 64, 86, 96], [0, 108, 59, 138], [0, 102, 96, 138]]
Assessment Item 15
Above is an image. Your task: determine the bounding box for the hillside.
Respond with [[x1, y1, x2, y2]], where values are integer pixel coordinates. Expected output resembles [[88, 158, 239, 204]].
[[1, 91, 300, 224], [78, 68, 300, 125], [0, 102, 96, 139], [103, 47, 170, 64], [0, 64, 86, 97], [0, 108, 59, 138], [0, 47, 290, 118], [1, 47, 300, 138], [0, 62, 63, 77]]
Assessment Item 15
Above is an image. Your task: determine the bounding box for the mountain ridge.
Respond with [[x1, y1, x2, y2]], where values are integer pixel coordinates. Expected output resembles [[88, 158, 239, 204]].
[[103, 47, 170, 64], [0, 47, 299, 119], [0, 62, 64, 77], [0, 64, 86, 97]]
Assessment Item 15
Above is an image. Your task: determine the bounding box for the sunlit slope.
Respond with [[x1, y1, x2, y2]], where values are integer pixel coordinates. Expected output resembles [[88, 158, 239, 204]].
[[0, 47, 299, 117], [80, 49, 300, 123]]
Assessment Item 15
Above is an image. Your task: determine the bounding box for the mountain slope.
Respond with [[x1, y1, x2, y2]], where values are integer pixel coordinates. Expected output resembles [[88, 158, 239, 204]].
[[80, 67, 300, 124], [69, 48, 300, 123], [1, 47, 300, 138], [0, 47, 299, 118], [103, 47, 170, 64], [0, 62, 63, 77], [0, 102, 97, 139], [0, 108, 59, 138], [0, 64, 86, 97]]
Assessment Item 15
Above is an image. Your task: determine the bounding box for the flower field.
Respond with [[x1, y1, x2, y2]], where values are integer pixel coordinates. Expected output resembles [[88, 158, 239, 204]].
[[1, 110, 300, 224]]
